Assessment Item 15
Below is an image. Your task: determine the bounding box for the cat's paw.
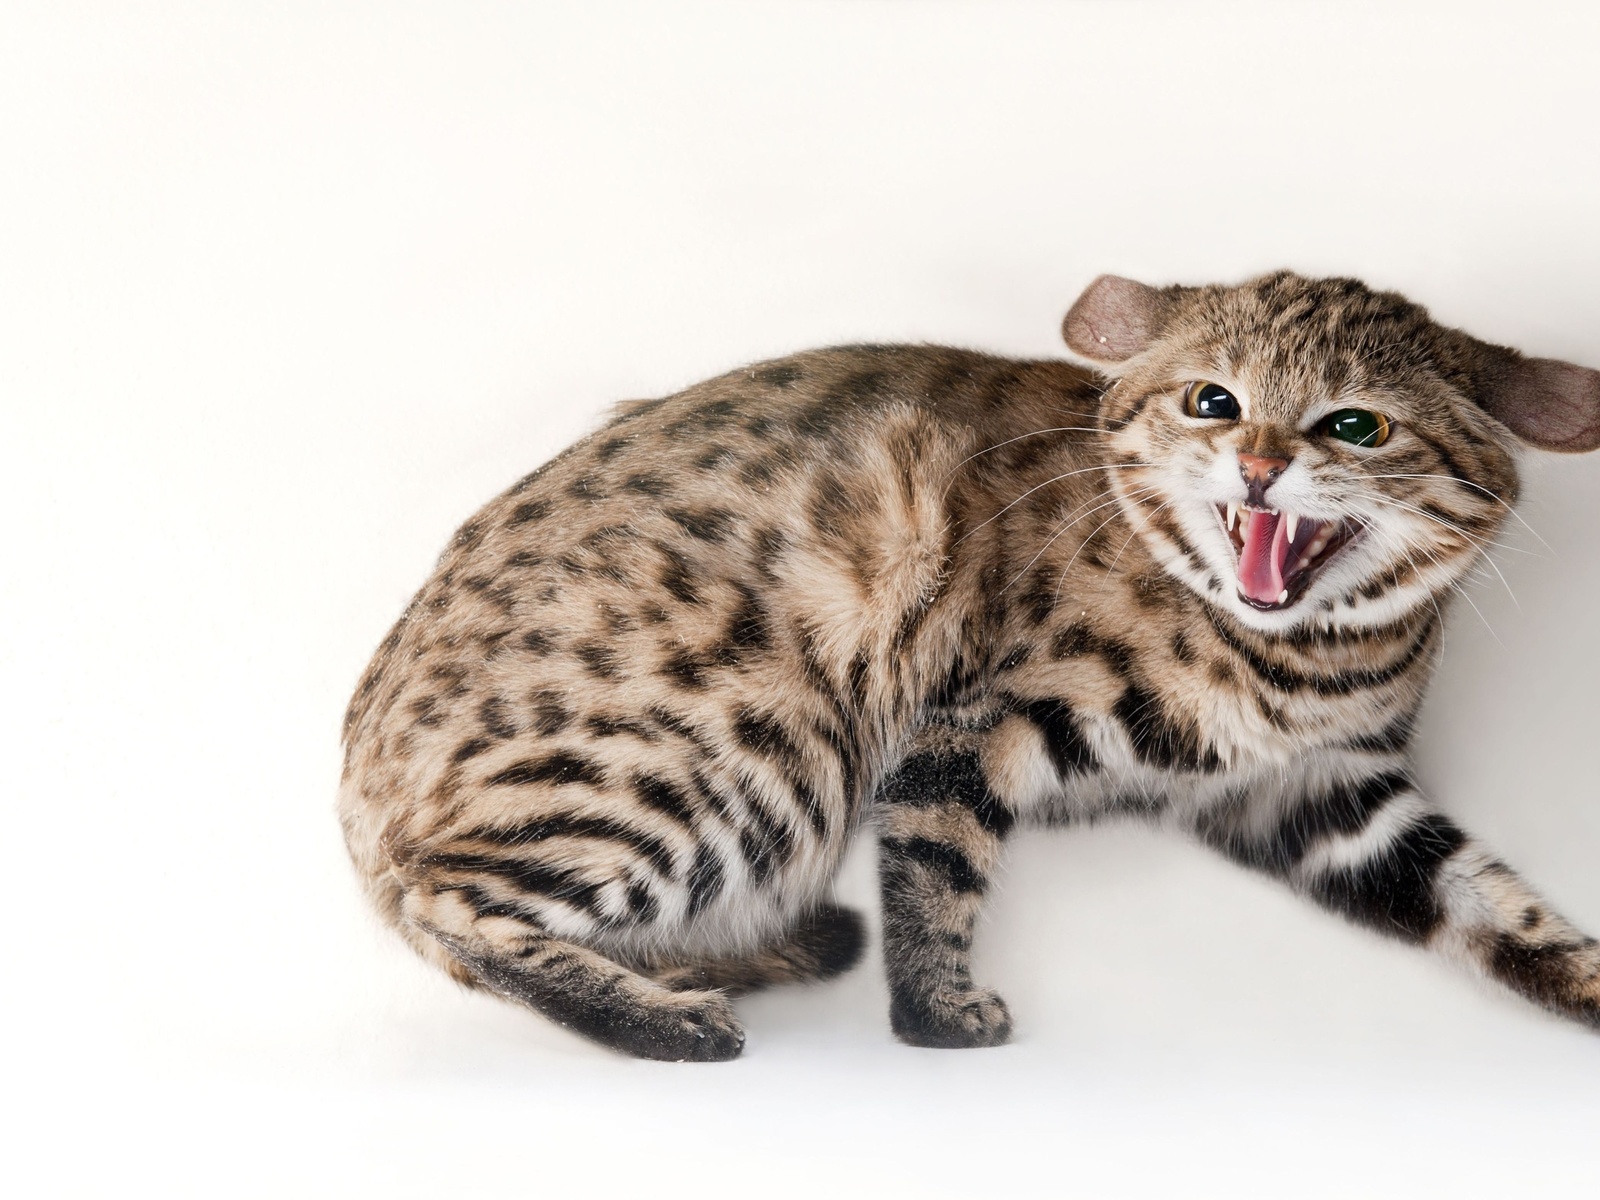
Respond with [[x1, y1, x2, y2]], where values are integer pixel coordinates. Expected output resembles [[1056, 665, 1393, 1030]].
[[889, 985, 1013, 1049], [662, 992, 748, 1062]]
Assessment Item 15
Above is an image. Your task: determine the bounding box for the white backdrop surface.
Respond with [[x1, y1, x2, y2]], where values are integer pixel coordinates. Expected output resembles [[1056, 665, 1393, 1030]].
[[5, 2, 1600, 1196]]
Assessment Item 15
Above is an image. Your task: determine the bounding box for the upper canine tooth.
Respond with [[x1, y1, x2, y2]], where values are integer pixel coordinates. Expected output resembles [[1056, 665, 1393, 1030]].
[[1226, 501, 1238, 531], [1285, 513, 1299, 542]]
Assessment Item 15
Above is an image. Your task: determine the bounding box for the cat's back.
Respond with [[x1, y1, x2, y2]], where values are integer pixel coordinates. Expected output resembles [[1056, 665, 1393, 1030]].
[[337, 342, 1102, 937]]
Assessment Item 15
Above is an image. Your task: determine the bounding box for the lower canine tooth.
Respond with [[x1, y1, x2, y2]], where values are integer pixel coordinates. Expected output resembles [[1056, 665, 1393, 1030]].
[[1277, 589, 1289, 603]]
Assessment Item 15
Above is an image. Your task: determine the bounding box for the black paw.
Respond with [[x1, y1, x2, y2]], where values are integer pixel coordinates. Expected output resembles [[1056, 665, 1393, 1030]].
[[614, 993, 746, 1063], [890, 985, 1013, 1049], [797, 904, 867, 980]]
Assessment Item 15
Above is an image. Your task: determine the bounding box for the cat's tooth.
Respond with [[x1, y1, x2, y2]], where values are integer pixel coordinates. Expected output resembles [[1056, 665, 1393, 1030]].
[[1285, 512, 1299, 542], [1278, 589, 1289, 603], [1226, 501, 1238, 532]]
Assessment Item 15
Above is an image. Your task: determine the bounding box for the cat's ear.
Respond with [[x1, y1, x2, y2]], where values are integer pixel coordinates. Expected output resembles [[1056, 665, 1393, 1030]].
[[1062, 275, 1174, 366], [1474, 351, 1600, 453]]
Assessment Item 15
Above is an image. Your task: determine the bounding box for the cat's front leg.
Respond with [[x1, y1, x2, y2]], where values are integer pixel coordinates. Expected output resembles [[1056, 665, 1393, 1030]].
[[875, 729, 1016, 1048], [1206, 769, 1600, 1028]]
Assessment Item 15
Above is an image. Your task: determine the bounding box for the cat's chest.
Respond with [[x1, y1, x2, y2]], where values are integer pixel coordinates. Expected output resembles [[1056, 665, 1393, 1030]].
[[974, 604, 1429, 819]]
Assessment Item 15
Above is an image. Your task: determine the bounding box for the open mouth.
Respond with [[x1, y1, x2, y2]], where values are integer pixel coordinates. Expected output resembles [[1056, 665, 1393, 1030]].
[[1213, 502, 1362, 611]]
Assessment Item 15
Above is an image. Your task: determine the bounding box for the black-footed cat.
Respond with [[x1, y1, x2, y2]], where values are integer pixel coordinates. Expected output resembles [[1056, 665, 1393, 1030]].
[[340, 271, 1600, 1060]]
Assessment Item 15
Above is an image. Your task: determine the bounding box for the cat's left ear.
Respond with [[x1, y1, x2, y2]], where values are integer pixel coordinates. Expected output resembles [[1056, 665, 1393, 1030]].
[[1474, 350, 1600, 453], [1062, 275, 1178, 366]]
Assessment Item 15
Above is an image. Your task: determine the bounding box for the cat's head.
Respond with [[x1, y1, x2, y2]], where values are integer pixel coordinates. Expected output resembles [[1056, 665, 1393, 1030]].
[[1063, 271, 1600, 634]]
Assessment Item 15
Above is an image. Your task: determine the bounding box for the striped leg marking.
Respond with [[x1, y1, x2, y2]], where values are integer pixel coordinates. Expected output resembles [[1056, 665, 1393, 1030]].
[[1206, 770, 1600, 1029], [876, 743, 1015, 1049], [403, 885, 746, 1062]]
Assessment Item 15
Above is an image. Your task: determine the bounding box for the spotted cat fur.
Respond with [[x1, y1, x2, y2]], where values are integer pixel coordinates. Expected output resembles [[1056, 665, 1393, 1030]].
[[340, 271, 1600, 1060]]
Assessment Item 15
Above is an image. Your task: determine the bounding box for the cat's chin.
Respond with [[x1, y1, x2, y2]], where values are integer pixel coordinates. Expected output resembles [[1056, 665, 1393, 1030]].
[[1212, 502, 1364, 618]]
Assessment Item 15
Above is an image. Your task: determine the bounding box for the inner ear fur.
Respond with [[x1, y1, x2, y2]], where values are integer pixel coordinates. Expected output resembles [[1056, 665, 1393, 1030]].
[[1474, 348, 1600, 453], [1061, 275, 1178, 366]]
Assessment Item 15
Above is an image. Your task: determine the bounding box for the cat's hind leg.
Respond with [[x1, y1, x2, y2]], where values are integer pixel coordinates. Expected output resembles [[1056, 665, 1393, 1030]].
[[402, 883, 746, 1062], [647, 903, 866, 995], [875, 733, 1016, 1049]]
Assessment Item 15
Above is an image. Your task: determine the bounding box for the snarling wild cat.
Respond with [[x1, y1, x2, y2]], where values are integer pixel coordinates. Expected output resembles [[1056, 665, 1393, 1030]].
[[339, 271, 1600, 1060]]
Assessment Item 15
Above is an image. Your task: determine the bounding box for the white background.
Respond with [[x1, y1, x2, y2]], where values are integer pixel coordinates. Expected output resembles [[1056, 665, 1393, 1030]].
[[6, 2, 1600, 1196]]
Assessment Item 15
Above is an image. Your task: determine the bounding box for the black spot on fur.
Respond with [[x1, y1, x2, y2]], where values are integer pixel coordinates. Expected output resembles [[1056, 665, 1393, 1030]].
[[452, 737, 491, 764], [880, 836, 984, 894], [1313, 813, 1465, 942], [469, 814, 674, 872], [751, 526, 787, 580], [487, 752, 605, 789], [507, 499, 552, 528], [530, 691, 572, 735], [878, 748, 1014, 839], [733, 711, 803, 772], [575, 642, 621, 678], [623, 474, 671, 497], [687, 843, 725, 915], [427, 855, 602, 915], [410, 695, 444, 728], [695, 445, 734, 471], [1170, 630, 1195, 664], [739, 457, 779, 486], [480, 696, 517, 740], [1115, 683, 1218, 772], [726, 585, 771, 653], [656, 544, 702, 606], [585, 714, 657, 740], [632, 773, 697, 827], [997, 645, 1032, 672], [1051, 624, 1094, 659], [666, 507, 735, 543], [660, 649, 710, 690], [1010, 697, 1099, 777], [1246, 771, 1412, 873], [626, 881, 659, 923], [520, 629, 554, 655]]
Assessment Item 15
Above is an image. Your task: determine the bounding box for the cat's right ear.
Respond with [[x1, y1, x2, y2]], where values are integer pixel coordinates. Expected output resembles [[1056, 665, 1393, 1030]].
[[1062, 275, 1172, 366]]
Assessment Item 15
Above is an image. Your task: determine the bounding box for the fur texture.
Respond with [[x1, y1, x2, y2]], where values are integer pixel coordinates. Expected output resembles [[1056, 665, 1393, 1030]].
[[339, 271, 1600, 1060]]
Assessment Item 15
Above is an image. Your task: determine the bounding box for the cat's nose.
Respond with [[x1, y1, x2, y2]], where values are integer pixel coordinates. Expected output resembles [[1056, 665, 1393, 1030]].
[[1238, 452, 1291, 488]]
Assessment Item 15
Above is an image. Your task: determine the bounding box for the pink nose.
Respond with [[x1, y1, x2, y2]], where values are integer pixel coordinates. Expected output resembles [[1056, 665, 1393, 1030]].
[[1238, 453, 1290, 486]]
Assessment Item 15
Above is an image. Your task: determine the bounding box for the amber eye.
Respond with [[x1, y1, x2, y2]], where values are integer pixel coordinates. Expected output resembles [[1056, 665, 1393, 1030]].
[[1185, 382, 1240, 420], [1322, 409, 1391, 448]]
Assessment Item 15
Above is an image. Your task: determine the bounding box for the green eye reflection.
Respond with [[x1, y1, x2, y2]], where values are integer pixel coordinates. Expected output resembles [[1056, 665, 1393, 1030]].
[[1322, 409, 1391, 448]]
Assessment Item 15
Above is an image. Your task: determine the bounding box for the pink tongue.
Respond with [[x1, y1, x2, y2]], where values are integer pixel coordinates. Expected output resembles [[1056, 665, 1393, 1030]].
[[1238, 511, 1290, 604]]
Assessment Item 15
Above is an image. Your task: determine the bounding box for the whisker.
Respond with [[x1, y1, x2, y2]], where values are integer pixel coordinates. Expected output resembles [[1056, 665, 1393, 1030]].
[[944, 426, 1111, 479], [1365, 495, 1522, 610], [996, 485, 1159, 596], [1353, 472, 1551, 552], [956, 463, 1149, 543]]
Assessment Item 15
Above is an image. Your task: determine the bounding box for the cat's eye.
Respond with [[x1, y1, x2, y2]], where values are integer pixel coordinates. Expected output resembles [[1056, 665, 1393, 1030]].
[[1321, 409, 1391, 448], [1185, 382, 1240, 420]]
